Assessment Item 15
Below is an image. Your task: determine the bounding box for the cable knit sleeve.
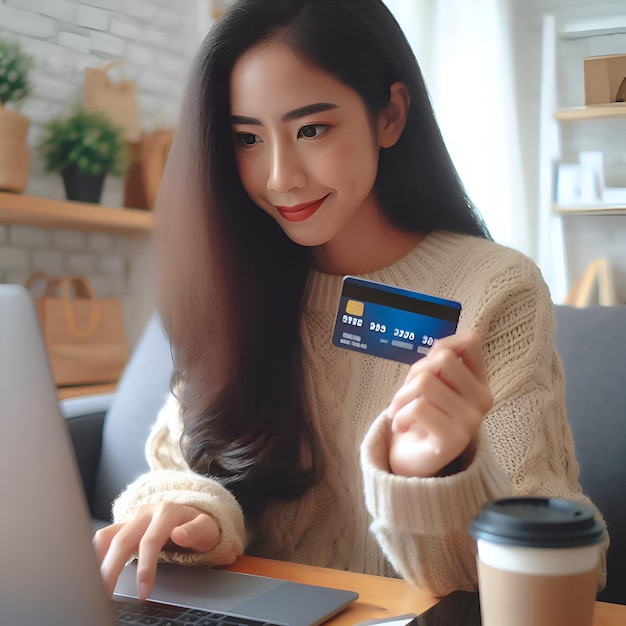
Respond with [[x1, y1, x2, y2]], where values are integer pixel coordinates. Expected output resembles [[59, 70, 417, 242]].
[[111, 394, 247, 567], [361, 417, 511, 596], [360, 250, 608, 597]]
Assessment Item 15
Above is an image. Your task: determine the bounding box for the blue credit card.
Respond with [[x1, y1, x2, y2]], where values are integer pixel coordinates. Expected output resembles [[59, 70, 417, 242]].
[[331, 276, 462, 365]]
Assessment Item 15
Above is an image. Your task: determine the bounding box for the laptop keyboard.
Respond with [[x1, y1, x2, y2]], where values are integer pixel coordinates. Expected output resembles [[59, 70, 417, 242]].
[[114, 599, 284, 626]]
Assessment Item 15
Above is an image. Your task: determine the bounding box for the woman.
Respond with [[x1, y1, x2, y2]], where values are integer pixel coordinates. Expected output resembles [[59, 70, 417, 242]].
[[95, 0, 607, 601]]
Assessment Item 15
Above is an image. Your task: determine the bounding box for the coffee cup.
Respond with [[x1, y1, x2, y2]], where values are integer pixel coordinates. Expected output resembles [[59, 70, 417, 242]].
[[469, 497, 604, 626]]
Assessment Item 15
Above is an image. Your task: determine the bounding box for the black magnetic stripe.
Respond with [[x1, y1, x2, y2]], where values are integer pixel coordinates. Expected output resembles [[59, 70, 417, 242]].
[[342, 281, 460, 323]]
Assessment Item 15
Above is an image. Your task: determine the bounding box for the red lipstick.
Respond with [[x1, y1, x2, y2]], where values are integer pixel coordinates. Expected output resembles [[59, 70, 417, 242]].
[[275, 195, 328, 223]]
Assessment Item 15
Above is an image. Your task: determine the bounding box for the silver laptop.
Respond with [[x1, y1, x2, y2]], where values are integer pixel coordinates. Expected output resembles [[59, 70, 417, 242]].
[[0, 284, 358, 626]]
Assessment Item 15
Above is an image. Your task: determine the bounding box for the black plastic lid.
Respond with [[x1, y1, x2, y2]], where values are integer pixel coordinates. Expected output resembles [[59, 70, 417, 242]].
[[469, 497, 605, 548]]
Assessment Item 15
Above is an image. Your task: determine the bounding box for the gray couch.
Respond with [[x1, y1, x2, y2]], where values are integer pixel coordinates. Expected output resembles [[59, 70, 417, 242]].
[[553, 305, 626, 606], [61, 313, 173, 528], [61, 305, 626, 604]]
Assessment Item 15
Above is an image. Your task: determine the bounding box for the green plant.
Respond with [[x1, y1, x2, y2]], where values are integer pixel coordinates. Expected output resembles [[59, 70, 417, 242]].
[[0, 38, 33, 106], [38, 107, 128, 176]]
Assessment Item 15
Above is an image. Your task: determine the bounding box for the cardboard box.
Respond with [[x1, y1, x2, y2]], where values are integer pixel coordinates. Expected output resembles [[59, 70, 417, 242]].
[[583, 54, 626, 105]]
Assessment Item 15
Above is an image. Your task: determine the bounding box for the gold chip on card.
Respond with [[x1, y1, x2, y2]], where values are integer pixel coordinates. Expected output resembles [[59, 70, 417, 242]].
[[345, 300, 364, 316]]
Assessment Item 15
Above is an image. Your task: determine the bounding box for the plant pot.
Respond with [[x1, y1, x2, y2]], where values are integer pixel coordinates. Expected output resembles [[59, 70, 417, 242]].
[[61, 164, 106, 203], [0, 103, 30, 192]]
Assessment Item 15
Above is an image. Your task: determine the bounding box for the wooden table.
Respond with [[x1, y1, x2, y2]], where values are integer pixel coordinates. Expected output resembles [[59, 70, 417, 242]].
[[224, 556, 626, 626]]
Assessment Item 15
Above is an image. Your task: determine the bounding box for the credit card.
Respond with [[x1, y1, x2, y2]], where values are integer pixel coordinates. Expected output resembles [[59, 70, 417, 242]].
[[331, 276, 462, 365]]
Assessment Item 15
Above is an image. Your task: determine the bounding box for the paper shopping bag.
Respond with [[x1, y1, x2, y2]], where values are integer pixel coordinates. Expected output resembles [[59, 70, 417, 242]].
[[124, 129, 174, 210], [83, 60, 142, 142], [25, 272, 130, 387]]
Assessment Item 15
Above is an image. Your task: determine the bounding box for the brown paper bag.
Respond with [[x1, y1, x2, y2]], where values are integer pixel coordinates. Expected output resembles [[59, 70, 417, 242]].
[[124, 130, 174, 210], [25, 272, 130, 387], [142, 129, 174, 208], [83, 60, 142, 142]]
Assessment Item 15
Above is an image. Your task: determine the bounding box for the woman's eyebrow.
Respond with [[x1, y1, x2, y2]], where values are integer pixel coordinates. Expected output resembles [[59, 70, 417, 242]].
[[229, 102, 338, 126], [229, 114, 261, 125], [282, 102, 338, 121]]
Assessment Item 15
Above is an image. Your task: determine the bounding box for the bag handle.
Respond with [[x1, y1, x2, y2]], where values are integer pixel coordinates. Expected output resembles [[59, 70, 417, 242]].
[[25, 270, 52, 290], [25, 271, 63, 297], [61, 275, 101, 340], [25, 271, 93, 299], [26, 272, 101, 338], [96, 59, 128, 80]]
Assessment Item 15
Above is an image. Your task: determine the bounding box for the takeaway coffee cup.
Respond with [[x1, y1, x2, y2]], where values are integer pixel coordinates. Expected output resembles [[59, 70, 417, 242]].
[[469, 497, 605, 626]]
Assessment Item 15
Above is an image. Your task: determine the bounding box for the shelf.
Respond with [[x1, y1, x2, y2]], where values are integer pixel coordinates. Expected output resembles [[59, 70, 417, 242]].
[[0, 192, 153, 236], [558, 16, 626, 39], [554, 104, 626, 121], [57, 382, 118, 400], [554, 203, 626, 216]]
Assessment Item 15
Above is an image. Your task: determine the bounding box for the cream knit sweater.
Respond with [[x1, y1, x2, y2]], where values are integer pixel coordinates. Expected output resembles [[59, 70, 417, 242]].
[[113, 231, 607, 596]]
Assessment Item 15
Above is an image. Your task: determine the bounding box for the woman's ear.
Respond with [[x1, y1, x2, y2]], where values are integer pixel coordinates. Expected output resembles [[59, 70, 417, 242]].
[[377, 82, 410, 148]]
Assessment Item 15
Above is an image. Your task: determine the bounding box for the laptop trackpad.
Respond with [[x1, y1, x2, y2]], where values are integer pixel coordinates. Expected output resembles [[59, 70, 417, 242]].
[[115, 561, 284, 611], [113, 561, 357, 626]]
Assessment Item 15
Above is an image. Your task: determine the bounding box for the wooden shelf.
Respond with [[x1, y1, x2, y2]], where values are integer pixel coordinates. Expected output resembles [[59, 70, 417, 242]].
[[0, 192, 153, 236], [554, 104, 626, 121], [57, 382, 118, 400]]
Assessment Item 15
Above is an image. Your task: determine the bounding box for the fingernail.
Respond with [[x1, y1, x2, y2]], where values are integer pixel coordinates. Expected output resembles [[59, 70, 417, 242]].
[[138, 582, 149, 600]]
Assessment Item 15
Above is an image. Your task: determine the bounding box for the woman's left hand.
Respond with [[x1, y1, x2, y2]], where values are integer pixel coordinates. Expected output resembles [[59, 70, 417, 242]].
[[387, 331, 493, 477]]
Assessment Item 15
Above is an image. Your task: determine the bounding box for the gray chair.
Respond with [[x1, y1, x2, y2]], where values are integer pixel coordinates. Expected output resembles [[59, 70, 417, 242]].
[[61, 313, 173, 528], [554, 304, 626, 606]]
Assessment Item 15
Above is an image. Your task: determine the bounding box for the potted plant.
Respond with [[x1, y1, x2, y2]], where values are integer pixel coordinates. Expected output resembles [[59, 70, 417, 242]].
[[38, 106, 128, 203], [0, 38, 34, 193]]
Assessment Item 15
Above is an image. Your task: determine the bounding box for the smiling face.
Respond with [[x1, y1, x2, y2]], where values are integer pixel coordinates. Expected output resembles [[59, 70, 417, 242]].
[[230, 40, 387, 268]]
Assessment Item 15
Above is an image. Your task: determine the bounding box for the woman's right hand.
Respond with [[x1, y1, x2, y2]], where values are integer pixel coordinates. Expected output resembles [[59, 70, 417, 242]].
[[93, 502, 221, 600]]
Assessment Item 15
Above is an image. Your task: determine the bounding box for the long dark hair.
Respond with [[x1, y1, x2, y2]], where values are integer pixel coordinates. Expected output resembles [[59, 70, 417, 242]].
[[156, 0, 489, 516]]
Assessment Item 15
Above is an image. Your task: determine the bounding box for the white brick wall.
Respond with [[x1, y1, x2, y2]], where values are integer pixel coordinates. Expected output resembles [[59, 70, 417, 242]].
[[10, 226, 50, 248], [0, 0, 212, 345], [0, 247, 30, 274], [32, 250, 66, 276]]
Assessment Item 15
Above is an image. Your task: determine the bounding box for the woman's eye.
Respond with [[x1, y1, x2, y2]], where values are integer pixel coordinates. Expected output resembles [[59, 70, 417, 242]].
[[298, 124, 328, 139], [239, 133, 261, 146]]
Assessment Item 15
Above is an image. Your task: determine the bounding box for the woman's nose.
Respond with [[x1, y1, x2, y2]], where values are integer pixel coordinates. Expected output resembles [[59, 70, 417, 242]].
[[267, 143, 307, 193]]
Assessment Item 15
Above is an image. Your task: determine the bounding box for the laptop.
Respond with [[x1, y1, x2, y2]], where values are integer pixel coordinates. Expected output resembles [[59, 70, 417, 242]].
[[0, 284, 358, 626]]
